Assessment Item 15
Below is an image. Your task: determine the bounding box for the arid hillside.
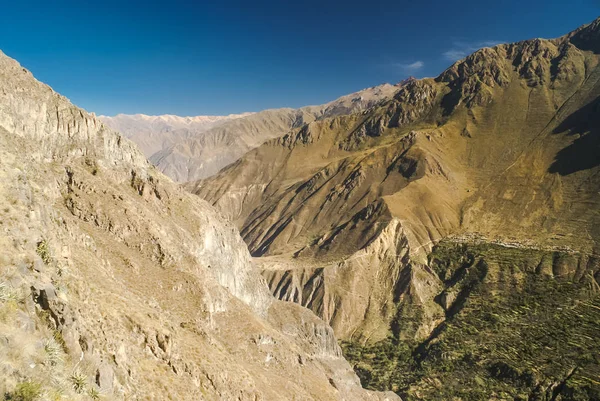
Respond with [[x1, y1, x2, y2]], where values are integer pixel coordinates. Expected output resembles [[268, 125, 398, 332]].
[[0, 51, 399, 401], [189, 18, 600, 400]]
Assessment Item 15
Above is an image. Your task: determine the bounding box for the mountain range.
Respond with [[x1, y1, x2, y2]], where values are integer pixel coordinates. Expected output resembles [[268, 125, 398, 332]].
[[188, 18, 600, 400], [98, 112, 254, 157], [0, 51, 398, 400], [101, 83, 400, 182], [1, 15, 599, 401]]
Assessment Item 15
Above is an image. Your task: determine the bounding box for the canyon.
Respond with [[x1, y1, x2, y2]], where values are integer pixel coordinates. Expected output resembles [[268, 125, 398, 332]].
[[1, 15, 599, 401], [188, 18, 600, 400], [0, 50, 398, 400]]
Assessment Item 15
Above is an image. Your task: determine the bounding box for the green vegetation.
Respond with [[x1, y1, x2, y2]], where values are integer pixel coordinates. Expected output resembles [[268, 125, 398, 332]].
[[342, 242, 600, 400], [4, 381, 42, 401], [36, 240, 52, 265], [88, 386, 101, 400], [70, 369, 87, 394]]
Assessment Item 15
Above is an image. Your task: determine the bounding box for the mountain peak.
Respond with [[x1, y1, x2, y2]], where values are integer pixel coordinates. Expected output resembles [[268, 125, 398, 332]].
[[397, 76, 417, 86], [568, 16, 600, 52]]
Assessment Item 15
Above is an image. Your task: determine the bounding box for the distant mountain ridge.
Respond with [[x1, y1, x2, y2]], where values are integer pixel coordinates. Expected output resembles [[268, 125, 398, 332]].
[[103, 83, 402, 182], [99, 111, 254, 158], [101, 112, 256, 130]]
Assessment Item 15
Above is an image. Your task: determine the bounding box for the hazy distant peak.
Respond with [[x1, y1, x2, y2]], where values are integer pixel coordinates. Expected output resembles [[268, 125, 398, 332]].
[[100, 112, 254, 126], [313, 82, 400, 118], [98, 112, 255, 157]]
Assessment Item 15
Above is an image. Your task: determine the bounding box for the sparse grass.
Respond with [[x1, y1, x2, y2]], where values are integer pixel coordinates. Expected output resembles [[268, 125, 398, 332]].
[[88, 386, 102, 400], [36, 240, 52, 265], [56, 263, 68, 277], [5, 381, 42, 401], [43, 337, 63, 365], [0, 299, 19, 323], [70, 368, 87, 394], [52, 330, 67, 352], [0, 283, 20, 303], [46, 389, 65, 401]]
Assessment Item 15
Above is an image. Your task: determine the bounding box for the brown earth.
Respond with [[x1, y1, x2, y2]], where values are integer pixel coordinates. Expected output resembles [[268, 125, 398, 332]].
[[189, 18, 600, 344]]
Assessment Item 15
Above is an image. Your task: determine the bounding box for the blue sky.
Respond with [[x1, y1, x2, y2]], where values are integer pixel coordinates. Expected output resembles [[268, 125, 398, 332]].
[[1, 0, 598, 116]]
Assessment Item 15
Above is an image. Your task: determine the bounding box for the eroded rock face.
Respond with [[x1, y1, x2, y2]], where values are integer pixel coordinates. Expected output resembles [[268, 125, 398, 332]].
[[0, 56, 145, 167], [0, 51, 399, 401], [261, 218, 445, 343]]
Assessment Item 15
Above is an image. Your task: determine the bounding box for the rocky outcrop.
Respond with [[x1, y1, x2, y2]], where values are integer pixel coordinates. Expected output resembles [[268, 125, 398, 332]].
[[0, 50, 399, 400], [262, 218, 445, 343], [0, 55, 145, 167]]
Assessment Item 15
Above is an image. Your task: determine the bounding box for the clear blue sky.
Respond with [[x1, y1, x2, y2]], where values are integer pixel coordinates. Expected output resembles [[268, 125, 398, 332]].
[[1, 0, 597, 116]]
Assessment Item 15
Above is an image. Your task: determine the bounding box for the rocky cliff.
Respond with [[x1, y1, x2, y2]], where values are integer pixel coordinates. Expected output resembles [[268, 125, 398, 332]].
[[0, 51, 399, 401], [189, 18, 600, 400]]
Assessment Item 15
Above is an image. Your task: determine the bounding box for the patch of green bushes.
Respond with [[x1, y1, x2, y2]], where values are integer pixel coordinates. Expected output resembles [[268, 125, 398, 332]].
[[36, 240, 52, 265], [341, 242, 600, 400], [4, 381, 42, 401]]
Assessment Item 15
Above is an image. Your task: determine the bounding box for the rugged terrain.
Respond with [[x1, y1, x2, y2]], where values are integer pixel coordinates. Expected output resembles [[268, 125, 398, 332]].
[[189, 18, 600, 400], [146, 83, 400, 182], [0, 51, 399, 400]]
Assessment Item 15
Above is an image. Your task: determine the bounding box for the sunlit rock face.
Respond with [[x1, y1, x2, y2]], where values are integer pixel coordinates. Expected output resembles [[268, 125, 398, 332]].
[[0, 50, 400, 401]]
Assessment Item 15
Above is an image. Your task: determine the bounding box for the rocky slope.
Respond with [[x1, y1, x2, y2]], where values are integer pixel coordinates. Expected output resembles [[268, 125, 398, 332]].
[[98, 112, 254, 159], [148, 83, 400, 181], [0, 51, 399, 401], [189, 18, 600, 400]]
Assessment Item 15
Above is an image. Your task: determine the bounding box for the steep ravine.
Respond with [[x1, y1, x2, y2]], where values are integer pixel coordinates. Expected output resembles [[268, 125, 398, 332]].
[[189, 18, 600, 400], [0, 51, 399, 400], [259, 216, 445, 344]]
